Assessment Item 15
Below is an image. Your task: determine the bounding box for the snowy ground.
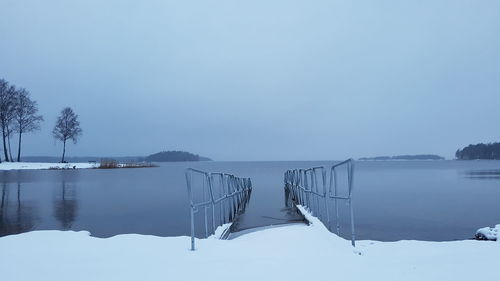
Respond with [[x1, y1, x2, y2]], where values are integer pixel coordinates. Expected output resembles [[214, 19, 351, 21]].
[[0, 206, 498, 281], [0, 162, 98, 170]]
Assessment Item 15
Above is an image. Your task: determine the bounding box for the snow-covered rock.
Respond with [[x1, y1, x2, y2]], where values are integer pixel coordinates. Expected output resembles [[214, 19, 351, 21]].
[[476, 225, 500, 241]]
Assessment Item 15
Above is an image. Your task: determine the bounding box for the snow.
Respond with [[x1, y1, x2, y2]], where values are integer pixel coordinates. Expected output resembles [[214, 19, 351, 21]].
[[476, 225, 500, 240], [297, 204, 329, 230], [212, 222, 232, 239], [0, 207, 499, 281], [0, 162, 98, 170]]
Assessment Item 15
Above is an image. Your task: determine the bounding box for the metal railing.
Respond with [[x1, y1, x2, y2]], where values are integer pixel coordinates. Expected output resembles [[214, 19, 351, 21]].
[[284, 159, 356, 246], [185, 168, 252, 251]]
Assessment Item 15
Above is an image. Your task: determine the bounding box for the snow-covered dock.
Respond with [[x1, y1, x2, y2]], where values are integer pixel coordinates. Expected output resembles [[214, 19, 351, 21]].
[[0, 206, 498, 281]]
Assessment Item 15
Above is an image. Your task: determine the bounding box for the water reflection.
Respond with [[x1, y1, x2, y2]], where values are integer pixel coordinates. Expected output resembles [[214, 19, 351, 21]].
[[53, 172, 78, 230], [463, 170, 500, 180], [228, 182, 306, 234], [283, 186, 306, 221], [0, 171, 37, 236]]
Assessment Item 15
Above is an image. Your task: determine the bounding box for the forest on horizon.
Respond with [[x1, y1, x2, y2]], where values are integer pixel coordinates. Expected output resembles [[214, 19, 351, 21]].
[[456, 143, 500, 160]]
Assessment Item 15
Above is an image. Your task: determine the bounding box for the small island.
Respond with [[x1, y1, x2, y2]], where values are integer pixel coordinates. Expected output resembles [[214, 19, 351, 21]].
[[145, 151, 212, 162], [359, 154, 445, 161], [456, 142, 500, 160]]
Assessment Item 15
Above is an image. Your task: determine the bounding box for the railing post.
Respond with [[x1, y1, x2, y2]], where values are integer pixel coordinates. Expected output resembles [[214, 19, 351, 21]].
[[208, 175, 216, 234], [333, 167, 340, 236], [185, 170, 196, 251], [203, 175, 208, 238], [322, 169, 330, 229], [313, 170, 320, 219], [219, 174, 223, 225], [349, 160, 356, 247], [304, 170, 311, 213]]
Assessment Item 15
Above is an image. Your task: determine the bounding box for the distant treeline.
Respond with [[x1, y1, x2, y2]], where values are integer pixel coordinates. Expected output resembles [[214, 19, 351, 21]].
[[359, 154, 445, 161], [145, 151, 211, 162], [24, 151, 212, 163], [456, 143, 500, 160]]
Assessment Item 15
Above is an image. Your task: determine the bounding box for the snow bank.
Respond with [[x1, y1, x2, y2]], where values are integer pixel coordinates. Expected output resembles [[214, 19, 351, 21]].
[[1, 218, 499, 281], [476, 225, 500, 241], [0, 162, 98, 170]]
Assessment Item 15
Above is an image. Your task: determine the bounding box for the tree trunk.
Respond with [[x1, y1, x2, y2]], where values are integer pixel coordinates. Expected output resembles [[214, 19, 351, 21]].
[[2, 126, 9, 162], [61, 139, 66, 163], [17, 131, 22, 162], [7, 128, 13, 162]]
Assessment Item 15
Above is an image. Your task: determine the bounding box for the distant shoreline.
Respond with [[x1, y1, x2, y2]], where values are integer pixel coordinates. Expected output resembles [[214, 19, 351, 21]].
[[18, 151, 212, 164], [359, 154, 445, 161]]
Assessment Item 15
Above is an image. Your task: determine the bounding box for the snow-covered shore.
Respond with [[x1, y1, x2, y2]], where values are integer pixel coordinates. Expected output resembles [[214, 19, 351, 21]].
[[0, 162, 98, 170], [0, 207, 498, 281]]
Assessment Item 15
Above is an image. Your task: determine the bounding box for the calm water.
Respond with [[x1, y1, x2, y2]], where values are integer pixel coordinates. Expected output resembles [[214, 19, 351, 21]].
[[1, 160, 500, 241]]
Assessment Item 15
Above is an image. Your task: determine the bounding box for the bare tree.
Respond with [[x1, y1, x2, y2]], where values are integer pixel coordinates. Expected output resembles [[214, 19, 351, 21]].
[[0, 79, 9, 163], [13, 88, 44, 162], [52, 107, 82, 163], [0, 79, 16, 162]]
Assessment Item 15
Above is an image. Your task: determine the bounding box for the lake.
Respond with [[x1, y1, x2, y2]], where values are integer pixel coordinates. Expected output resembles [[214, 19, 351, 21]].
[[1, 160, 500, 241]]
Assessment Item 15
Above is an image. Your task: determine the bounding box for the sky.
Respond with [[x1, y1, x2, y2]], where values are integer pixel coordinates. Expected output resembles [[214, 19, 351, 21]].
[[1, 0, 499, 161]]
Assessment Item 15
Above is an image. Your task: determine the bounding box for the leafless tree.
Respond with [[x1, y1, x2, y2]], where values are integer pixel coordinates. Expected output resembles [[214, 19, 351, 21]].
[[52, 107, 82, 163], [13, 88, 43, 162], [0, 79, 16, 162]]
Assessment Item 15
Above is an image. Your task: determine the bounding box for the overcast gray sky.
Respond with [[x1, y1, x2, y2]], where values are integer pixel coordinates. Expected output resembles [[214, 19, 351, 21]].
[[1, 0, 499, 160]]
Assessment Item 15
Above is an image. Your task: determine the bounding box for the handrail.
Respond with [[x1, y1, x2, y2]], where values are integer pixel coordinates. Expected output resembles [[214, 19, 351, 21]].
[[185, 168, 252, 251], [284, 159, 356, 246]]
